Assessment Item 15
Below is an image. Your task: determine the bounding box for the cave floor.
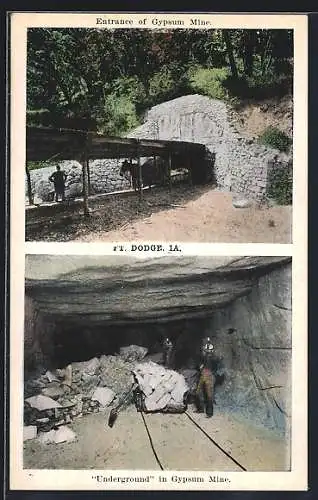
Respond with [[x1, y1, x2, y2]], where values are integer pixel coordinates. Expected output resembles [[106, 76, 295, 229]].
[[23, 406, 290, 471]]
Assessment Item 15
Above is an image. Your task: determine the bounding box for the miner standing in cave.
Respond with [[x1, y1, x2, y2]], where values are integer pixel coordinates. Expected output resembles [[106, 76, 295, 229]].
[[195, 337, 225, 417], [162, 337, 174, 368], [48, 165, 67, 202]]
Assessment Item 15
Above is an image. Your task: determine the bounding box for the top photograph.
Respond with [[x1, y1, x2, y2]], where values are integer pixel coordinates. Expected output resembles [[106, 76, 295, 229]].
[[25, 27, 293, 243]]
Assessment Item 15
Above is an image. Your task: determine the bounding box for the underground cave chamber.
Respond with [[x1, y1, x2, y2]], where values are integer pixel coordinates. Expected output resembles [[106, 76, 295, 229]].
[[24, 255, 292, 435]]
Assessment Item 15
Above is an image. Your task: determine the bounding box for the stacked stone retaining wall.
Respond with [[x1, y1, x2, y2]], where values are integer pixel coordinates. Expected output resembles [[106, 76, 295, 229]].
[[26, 95, 292, 204]]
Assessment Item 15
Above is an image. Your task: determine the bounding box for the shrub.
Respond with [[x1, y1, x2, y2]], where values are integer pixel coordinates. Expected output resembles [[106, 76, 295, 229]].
[[267, 163, 293, 205], [105, 76, 147, 103], [258, 126, 292, 153], [149, 66, 180, 102], [27, 161, 53, 171], [99, 94, 140, 136], [187, 66, 230, 100]]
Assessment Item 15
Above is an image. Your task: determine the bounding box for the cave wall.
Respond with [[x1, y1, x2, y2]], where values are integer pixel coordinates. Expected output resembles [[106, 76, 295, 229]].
[[24, 295, 60, 375], [204, 264, 291, 435]]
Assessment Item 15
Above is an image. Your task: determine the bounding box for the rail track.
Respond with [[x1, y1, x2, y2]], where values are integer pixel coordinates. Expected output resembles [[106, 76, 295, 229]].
[[139, 408, 247, 472]]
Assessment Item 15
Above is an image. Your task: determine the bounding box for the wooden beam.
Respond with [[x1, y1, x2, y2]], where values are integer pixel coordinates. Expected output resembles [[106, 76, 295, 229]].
[[26, 126, 206, 163], [168, 153, 172, 192]]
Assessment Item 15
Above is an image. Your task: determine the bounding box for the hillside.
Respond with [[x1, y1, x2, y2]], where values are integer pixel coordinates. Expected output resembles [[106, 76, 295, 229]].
[[229, 95, 293, 139]]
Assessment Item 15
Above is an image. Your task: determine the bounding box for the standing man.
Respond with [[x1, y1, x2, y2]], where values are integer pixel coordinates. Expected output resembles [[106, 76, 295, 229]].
[[162, 337, 174, 369], [195, 337, 224, 418], [49, 165, 67, 202]]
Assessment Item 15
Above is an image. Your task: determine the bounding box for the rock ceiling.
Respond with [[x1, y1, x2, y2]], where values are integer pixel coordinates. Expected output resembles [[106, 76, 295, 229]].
[[25, 255, 291, 326]]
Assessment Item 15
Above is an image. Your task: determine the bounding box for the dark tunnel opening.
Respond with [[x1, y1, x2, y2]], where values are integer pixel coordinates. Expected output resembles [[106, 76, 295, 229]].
[[24, 297, 230, 378]]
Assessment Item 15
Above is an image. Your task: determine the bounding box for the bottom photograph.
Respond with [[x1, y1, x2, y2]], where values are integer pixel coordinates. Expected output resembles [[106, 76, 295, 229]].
[[23, 254, 292, 472]]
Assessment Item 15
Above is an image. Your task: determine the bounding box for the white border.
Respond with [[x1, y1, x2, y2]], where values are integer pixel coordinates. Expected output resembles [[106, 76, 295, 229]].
[[10, 12, 307, 491]]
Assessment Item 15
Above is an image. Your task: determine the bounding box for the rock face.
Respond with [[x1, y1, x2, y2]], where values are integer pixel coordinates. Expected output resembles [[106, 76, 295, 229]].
[[24, 255, 291, 435], [128, 95, 292, 202], [26, 95, 291, 204]]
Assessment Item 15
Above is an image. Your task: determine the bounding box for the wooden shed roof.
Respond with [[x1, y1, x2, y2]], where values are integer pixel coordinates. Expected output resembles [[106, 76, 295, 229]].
[[26, 126, 206, 162]]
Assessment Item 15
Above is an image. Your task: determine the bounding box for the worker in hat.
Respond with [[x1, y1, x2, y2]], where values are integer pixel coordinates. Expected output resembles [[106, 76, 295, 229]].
[[162, 337, 174, 369], [195, 337, 224, 417]]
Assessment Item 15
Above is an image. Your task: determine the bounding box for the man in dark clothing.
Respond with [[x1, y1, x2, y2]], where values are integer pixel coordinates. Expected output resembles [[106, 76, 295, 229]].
[[195, 337, 225, 417], [162, 337, 174, 368], [49, 165, 67, 202]]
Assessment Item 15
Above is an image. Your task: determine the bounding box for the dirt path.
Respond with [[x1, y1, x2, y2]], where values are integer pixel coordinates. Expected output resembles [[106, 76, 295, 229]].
[[24, 406, 289, 471], [77, 190, 292, 244]]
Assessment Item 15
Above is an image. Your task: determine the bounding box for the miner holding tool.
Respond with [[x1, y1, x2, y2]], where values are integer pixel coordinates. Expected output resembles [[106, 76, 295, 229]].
[[195, 337, 225, 417], [108, 375, 144, 428]]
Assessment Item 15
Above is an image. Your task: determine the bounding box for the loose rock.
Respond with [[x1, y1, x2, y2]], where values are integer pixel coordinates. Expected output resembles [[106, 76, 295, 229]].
[[232, 198, 253, 209], [37, 426, 77, 445], [45, 371, 59, 383], [26, 394, 61, 411], [133, 362, 189, 412], [119, 345, 148, 363], [23, 425, 37, 441], [91, 387, 115, 408], [41, 382, 65, 399]]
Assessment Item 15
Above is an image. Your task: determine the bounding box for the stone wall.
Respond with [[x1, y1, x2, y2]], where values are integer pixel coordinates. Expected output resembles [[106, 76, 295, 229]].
[[26, 158, 189, 204], [26, 159, 131, 204], [26, 94, 291, 203], [128, 95, 292, 202]]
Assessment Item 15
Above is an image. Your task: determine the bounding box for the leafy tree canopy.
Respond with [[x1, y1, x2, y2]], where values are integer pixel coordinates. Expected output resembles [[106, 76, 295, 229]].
[[27, 28, 293, 135]]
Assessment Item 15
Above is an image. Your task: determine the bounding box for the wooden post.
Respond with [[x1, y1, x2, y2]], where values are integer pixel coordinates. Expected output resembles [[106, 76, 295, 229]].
[[25, 164, 34, 205], [82, 155, 90, 217], [81, 133, 90, 218], [188, 155, 193, 186], [138, 153, 142, 201], [154, 154, 160, 185], [87, 161, 91, 195], [129, 157, 133, 189]]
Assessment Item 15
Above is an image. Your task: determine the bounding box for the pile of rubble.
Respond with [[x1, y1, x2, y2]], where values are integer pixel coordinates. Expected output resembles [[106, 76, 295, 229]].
[[24, 345, 193, 445], [134, 361, 189, 412], [23, 345, 148, 444]]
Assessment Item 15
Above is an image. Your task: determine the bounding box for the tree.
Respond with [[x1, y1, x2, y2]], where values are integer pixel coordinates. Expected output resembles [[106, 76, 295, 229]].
[[222, 30, 238, 79]]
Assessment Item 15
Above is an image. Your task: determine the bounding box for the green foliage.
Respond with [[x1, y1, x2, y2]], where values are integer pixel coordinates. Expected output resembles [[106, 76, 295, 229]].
[[267, 164, 293, 205], [148, 65, 190, 104], [99, 94, 140, 136], [27, 161, 55, 171], [104, 76, 147, 103], [149, 67, 176, 99], [188, 67, 230, 100], [258, 126, 292, 153], [27, 28, 293, 136]]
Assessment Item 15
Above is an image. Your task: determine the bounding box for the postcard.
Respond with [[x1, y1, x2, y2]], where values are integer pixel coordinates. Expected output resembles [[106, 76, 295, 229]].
[[8, 11, 307, 492]]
